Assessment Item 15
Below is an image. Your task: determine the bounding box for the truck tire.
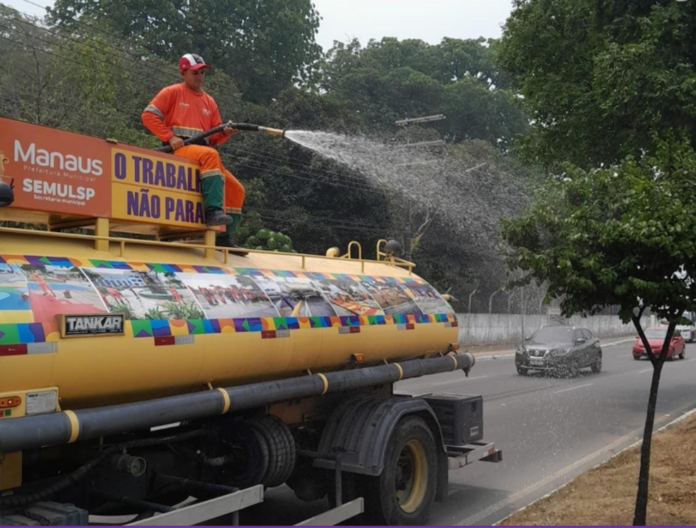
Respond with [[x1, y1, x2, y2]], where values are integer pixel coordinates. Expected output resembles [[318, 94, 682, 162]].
[[248, 415, 296, 488], [207, 420, 269, 489], [235, 427, 270, 488], [364, 416, 438, 525]]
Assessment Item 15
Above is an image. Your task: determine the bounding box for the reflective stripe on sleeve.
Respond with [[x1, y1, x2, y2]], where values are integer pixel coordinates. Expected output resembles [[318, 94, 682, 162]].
[[144, 105, 165, 119], [201, 169, 224, 179]]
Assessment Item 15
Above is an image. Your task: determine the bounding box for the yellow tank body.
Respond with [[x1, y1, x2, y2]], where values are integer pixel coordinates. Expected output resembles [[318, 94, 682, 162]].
[[0, 232, 458, 410]]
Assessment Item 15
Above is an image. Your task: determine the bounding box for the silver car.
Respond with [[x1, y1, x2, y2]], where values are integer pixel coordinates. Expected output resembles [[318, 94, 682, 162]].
[[515, 325, 603, 377]]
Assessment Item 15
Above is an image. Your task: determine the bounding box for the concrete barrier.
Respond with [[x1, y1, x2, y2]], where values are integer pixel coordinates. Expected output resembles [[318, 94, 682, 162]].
[[456, 313, 650, 346]]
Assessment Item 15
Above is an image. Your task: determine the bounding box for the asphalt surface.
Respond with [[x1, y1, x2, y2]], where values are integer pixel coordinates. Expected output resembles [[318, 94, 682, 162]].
[[239, 338, 696, 526]]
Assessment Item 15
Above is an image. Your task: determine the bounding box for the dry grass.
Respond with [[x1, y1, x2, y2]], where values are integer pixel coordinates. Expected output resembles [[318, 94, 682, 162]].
[[500, 412, 696, 526]]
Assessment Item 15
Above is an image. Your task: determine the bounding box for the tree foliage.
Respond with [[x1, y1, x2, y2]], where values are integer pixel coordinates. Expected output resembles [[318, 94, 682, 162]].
[[502, 137, 696, 525], [503, 139, 696, 323], [322, 37, 528, 148], [497, 0, 696, 170], [48, 0, 322, 103]]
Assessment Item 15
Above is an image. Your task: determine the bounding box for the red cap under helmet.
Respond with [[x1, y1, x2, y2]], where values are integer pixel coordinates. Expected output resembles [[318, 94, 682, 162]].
[[179, 53, 212, 72]]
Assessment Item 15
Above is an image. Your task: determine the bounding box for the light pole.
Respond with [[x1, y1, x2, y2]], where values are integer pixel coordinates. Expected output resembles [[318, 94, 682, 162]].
[[395, 114, 446, 126], [394, 114, 446, 262]]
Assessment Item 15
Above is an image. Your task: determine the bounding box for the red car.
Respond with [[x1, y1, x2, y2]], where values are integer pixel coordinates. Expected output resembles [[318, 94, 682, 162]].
[[632, 327, 686, 360]]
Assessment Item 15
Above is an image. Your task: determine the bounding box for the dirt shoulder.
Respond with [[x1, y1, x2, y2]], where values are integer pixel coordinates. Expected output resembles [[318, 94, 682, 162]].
[[499, 411, 696, 526]]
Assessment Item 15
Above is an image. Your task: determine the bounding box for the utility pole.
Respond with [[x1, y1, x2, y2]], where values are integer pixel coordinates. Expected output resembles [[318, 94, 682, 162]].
[[395, 114, 446, 262], [403, 213, 413, 262], [395, 114, 446, 126]]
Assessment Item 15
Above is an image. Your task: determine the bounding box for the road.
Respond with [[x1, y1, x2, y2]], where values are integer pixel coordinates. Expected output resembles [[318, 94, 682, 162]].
[[239, 339, 696, 526]]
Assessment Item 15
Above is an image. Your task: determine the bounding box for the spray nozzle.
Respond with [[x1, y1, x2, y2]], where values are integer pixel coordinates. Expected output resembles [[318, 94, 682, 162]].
[[225, 122, 285, 137]]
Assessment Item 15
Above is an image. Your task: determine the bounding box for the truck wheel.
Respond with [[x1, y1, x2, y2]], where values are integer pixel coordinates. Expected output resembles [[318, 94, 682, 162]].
[[207, 420, 268, 489], [364, 416, 437, 525], [248, 414, 296, 488]]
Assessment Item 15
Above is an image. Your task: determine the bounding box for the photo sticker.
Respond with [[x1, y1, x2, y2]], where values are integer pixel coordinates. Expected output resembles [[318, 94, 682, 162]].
[[176, 273, 279, 318], [80, 268, 204, 320], [252, 276, 337, 317], [0, 263, 30, 311]]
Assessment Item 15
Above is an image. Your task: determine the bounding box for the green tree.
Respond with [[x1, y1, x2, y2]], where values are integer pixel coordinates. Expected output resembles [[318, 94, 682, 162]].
[[497, 0, 696, 170], [322, 37, 528, 147], [499, 1, 696, 524], [48, 0, 322, 104], [502, 139, 696, 524], [0, 6, 66, 126]]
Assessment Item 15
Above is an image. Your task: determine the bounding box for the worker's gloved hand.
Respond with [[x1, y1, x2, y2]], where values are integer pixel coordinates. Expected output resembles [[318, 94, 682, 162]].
[[168, 136, 185, 151], [223, 126, 237, 136]]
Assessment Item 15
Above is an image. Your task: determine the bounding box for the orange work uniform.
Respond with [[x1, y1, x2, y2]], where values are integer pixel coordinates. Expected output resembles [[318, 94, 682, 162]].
[[141, 83, 245, 216]]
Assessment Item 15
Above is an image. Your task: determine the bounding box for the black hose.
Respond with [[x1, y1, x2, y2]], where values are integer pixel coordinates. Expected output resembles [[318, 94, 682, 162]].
[[152, 124, 227, 153], [0, 430, 206, 509], [153, 122, 269, 153]]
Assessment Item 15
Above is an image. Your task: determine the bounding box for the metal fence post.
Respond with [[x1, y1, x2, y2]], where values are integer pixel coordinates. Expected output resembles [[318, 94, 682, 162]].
[[489, 289, 500, 314]]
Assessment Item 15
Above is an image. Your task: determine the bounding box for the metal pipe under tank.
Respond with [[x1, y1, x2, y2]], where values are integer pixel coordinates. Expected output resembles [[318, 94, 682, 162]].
[[0, 353, 474, 454]]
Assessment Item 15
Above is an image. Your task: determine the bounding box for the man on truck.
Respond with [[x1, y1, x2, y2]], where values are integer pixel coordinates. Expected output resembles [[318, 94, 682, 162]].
[[141, 53, 247, 252]]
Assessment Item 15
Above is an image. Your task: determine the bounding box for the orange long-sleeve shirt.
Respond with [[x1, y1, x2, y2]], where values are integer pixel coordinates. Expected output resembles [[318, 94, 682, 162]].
[[141, 83, 234, 146]]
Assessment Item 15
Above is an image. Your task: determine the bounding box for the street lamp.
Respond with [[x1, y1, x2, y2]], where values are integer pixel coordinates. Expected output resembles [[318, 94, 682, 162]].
[[395, 114, 446, 126]]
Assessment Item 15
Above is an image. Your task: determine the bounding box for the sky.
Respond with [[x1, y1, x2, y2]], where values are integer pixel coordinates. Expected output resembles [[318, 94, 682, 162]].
[[4, 0, 515, 51]]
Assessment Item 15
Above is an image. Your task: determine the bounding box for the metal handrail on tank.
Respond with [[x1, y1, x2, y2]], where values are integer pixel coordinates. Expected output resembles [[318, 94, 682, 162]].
[[0, 225, 409, 274], [338, 241, 362, 261]]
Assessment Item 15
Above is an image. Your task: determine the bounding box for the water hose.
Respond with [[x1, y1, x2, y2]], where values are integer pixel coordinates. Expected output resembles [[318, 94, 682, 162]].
[[154, 122, 285, 153]]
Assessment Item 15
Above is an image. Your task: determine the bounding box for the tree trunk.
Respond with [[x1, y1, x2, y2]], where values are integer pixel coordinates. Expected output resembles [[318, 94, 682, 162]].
[[632, 355, 664, 525]]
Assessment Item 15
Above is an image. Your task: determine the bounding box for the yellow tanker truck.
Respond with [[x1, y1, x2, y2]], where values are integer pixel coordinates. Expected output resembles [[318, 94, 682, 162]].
[[0, 117, 500, 525]]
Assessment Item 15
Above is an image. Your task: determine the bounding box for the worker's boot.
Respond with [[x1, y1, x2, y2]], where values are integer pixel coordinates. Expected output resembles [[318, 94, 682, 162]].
[[202, 175, 232, 226], [205, 208, 232, 226], [216, 213, 248, 256]]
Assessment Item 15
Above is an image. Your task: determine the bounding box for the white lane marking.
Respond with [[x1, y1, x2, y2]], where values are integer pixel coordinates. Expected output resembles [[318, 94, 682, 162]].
[[554, 383, 594, 394], [639, 368, 652, 374], [477, 354, 515, 360], [406, 375, 491, 395], [398, 374, 491, 390], [432, 375, 489, 387]]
